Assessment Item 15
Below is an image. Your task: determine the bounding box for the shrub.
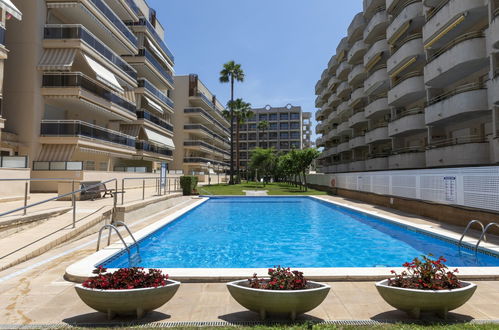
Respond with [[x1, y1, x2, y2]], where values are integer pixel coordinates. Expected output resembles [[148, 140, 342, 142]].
[[179, 176, 198, 195], [248, 266, 307, 290], [82, 267, 169, 290], [388, 255, 462, 290]]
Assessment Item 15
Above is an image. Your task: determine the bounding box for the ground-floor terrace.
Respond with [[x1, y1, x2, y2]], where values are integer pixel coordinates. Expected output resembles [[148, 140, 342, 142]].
[[2, 195, 499, 326]]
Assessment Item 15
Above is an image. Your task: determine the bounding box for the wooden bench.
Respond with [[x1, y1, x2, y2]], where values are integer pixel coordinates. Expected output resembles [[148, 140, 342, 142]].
[[80, 181, 115, 201]]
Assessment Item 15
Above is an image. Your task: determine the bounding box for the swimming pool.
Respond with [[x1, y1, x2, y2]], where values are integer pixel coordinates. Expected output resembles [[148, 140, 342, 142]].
[[101, 196, 499, 268]]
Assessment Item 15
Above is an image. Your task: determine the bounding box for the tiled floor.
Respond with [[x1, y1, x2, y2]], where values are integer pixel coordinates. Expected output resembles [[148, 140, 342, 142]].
[[1, 195, 499, 326]]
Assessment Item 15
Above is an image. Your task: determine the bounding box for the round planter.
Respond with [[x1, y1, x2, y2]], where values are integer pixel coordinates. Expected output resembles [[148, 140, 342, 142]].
[[75, 280, 181, 319], [375, 279, 477, 319], [227, 279, 330, 320]]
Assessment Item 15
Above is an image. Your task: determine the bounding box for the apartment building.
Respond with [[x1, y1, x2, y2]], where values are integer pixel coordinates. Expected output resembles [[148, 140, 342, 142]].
[[0, 0, 21, 159], [2, 0, 174, 177], [235, 105, 311, 169], [316, 0, 499, 174], [171, 74, 230, 178]]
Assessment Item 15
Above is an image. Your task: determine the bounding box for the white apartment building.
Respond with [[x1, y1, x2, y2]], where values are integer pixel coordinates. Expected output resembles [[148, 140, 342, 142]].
[[316, 0, 499, 174]]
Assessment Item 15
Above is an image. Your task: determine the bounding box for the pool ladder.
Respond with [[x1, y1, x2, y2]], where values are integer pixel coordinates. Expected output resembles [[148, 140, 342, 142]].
[[458, 220, 499, 254], [97, 221, 140, 260]]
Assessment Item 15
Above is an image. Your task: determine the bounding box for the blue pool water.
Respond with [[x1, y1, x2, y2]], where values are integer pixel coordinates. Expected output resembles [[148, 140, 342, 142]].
[[102, 197, 499, 268]]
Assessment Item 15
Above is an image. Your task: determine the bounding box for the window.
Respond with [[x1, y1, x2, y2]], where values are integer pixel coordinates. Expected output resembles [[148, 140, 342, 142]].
[[291, 141, 300, 149], [290, 132, 300, 139], [280, 141, 289, 149], [248, 142, 257, 149], [269, 123, 278, 130], [239, 133, 247, 140], [290, 122, 300, 129], [280, 132, 289, 139], [99, 162, 108, 171], [259, 142, 268, 148], [280, 122, 289, 130], [269, 113, 278, 121], [248, 114, 256, 122], [85, 160, 95, 171], [290, 113, 300, 120], [248, 123, 257, 131], [259, 133, 267, 139], [240, 124, 247, 131], [279, 113, 289, 120], [248, 133, 257, 140], [259, 114, 267, 121], [269, 132, 278, 140]]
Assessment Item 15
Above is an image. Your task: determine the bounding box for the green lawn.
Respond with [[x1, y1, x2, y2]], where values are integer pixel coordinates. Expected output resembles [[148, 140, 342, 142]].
[[198, 182, 328, 196]]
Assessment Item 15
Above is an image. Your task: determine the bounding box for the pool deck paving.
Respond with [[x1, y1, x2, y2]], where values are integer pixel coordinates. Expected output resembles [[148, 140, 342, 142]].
[[1, 195, 499, 326]]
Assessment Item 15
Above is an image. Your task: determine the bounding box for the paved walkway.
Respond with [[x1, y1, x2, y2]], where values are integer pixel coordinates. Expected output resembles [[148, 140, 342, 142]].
[[1, 195, 499, 326]]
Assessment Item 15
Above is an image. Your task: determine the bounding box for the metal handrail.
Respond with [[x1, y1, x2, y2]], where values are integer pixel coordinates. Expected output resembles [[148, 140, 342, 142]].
[[427, 31, 484, 63], [458, 220, 486, 249], [475, 223, 499, 252], [104, 221, 141, 259], [0, 178, 118, 228], [96, 224, 130, 254], [121, 176, 181, 204]]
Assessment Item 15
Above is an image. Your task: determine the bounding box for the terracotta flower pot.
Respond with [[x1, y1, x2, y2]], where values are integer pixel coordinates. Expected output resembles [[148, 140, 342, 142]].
[[375, 279, 477, 319], [75, 280, 180, 319], [227, 279, 330, 320]]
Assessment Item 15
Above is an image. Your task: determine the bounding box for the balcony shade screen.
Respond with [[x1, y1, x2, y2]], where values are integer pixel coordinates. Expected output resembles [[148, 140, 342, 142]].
[[83, 54, 124, 92], [144, 128, 175, 149], [143, 95, 163, 113], [0, 0, 22, 20], [37, 49, 77, 71], [145, 38, 171, 70], [36, 144, 75, 161]]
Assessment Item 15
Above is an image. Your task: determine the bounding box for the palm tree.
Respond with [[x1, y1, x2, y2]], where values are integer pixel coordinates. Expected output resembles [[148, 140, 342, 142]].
[[224, 99, 252, 184], [257, 120, 269, 148], [219, 61, 245, 185]]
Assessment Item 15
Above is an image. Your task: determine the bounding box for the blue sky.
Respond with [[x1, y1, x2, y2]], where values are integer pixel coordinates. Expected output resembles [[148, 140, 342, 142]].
[[148, 0, 363, 134]]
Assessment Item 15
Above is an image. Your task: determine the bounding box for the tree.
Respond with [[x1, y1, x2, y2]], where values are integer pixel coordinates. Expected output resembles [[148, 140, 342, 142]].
[[295, 148, 321, 191], [224, 99, 252, 183], [257, 120, 269, 148], [219, 61, 245, 185], [249, 148, 277, 187]]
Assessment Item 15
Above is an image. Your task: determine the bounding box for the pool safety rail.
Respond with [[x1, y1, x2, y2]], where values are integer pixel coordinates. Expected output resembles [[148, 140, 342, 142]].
[[477, 223, 499, 252], [459, 220, 486, 251], [97, 221, 140, 261]]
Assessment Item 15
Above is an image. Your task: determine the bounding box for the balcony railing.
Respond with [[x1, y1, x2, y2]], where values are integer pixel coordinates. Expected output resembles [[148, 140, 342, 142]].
[[33, 161, 83, 171], [184, 157, 229, 167], [389, 0, 420, 19], [184, 108, 230, 134], [0, 156, 28, 168], [391, 107, 424, 121], [44, 25, 137, 80], [136, 140, 172, 156], [428, 135, 488, 148], [427, 81, 486, 106], [196, 92, 226, 120], [40, 120, 136, 147], [137, 48, 174, 85], [391, 146, 426, 154], [136, 110, 173, 133], [184, 124, 229, 145], [0, 26, 5, 46], [392, 33, 422, 53], [184, 140, 230, 156], [125, 18, 174, 63], [426, 0, 450, 22], [427, 31, 484, 63], [392, 71, 423, 87], [42, 73, 136, 113], [137, 78, 174, 109], [89, 0, 137, 46]]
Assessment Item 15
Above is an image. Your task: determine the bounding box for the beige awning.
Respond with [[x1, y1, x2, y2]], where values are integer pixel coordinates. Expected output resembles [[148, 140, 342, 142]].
[[146, 38, 169, 66], [123, 89, 136, 105], [120, 124, 142, 137], [144, 95, 163, 113], [144, 128, 175, 149], [83, 54, 124, 92], [37, 49, 76, 71], [37, 144, 75, 161], [0, 0, 21, 20]]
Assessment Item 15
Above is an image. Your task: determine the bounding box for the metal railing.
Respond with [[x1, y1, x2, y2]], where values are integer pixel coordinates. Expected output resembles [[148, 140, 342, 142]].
[[136, 110, 173, 133], [428, 135, 488, 149], [89, 0, 137, 46], [136, 140, 173, 156], [476, 223, 499, 252], [391, 107, 424, 121], [458, 219, 486, 250], [125, 18, 174, 63], [427, 81, 486, 106], [32, 161, 83, 171], [0, 156, 28, 168], [392, 33, 422, 53], [184, 108, 230, 134], [120, 176, 181, 205], [137, 48, 174, 85], [427, 31, 484, 63], [391, 146, 426, 154], [426, 0, 450, 22], [392, 71, 423, 87], [96, 222, 140, 261], [137, 78, 174, 109]]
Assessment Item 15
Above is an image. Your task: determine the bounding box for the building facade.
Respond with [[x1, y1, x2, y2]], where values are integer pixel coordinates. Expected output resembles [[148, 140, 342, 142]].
[[235, 105, 312, 169], [316, 0, 499, 174], [0, 0, 21, 159], [171, 74, 230, 178], [3, 0, 174, 176]]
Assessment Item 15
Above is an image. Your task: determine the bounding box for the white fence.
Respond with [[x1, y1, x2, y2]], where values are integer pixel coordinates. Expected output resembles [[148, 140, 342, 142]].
[[307, 166, 499, 212]]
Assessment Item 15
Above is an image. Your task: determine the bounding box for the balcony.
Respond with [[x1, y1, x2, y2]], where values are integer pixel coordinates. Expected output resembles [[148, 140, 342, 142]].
[[423, 0, 488, 48], [327, 111, 339, 125], [336, 62, 352, 80], [364, 9, 388, 44], [325, 128, 338, 141], [425, 84, 488, 125], [46, 0, 137, 54], [189, 92, 228, 124], [349, 87, 366, 107], [349, 135, 366, 149], [337, 84, 352, 101], [337, 121, 352, 136], [366, 96, 389, 118], [41, 73, 136, 120], [387, 2, 423, 44], [388, 148, 426, 169], [348, 13, 366, 43], [365, 66, 389, 96], [0, 26, 5, 47], [387, 36, 424, 75], [184, 108, 230, 136], [337, 163, 350, 173], [125, 48, 174, 89], [389, 108, 425, 136], [488, 75, 499, 107], [366, 154, 389, 170], [426, 136, 490, 167], [136, 140, 173, 159], [40, 120, 136, 150], [137, 78, 174, 111], [349, 160, 366, 172], [490, 15, 499, 51], [43, 24, 137, 83], [315, 109, 325, 121], [348, 64, 366, 86], [125, 18, 174, 65], [337, 141, 350, 153], [364, 39, 388, 68], [337, 101, 351, 116], [348, 40, 367, 64], [184, 140, 230, 157], [424, 32, 488, 88], [136, 111, 173, 134], [388, 72, 425, 107], [366, 125, 390, 143], [364, 0, 385, 16], [327, 76, 339, 92], [349, 110, 367, 128], [184, 124, 229, 147], [184, 157, 230, 168]]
